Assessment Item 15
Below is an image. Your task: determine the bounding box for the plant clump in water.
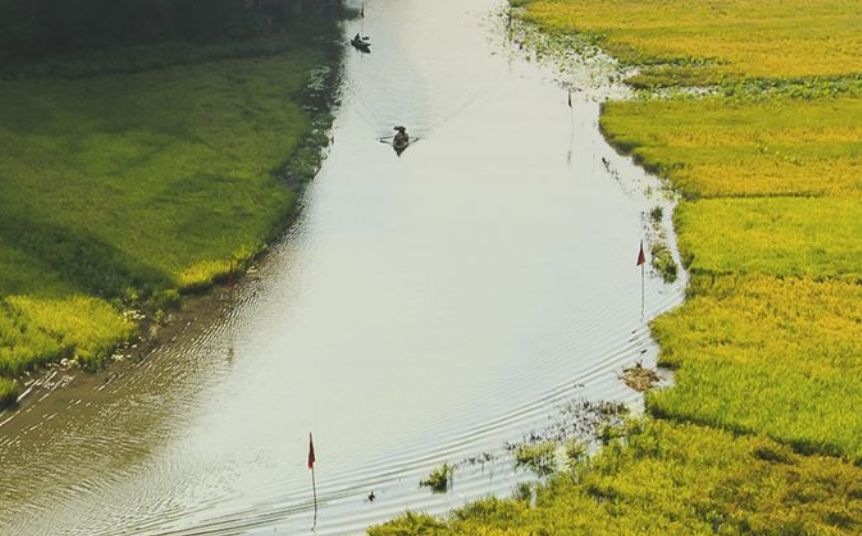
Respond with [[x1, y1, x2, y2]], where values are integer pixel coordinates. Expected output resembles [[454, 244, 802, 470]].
[[622, 361, 661, 392], [420, 462, 453, 493], [514, 441, 558, 476]]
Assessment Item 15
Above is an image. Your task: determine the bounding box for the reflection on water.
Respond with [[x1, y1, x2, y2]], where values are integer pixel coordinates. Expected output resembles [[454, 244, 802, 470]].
[[0, 0, 684, 534]]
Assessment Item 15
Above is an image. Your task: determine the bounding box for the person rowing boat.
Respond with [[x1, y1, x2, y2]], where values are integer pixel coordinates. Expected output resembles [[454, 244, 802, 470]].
[[351, 33, 371, 52], [393, 126, 409, 155]]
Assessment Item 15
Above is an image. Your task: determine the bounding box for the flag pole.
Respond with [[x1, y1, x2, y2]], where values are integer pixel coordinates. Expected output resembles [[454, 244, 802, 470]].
[[637, 240, 646, 318], [311, 464, 318, 528], [308, 432, 318, 529]]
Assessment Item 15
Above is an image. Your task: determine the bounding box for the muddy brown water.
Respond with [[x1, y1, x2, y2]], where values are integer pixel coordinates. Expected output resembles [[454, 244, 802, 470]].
[[0, 0, 685, 534]]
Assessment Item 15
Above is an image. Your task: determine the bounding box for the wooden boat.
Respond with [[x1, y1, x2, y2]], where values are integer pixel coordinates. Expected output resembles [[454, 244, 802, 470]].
[[351, 34, 371, 52]]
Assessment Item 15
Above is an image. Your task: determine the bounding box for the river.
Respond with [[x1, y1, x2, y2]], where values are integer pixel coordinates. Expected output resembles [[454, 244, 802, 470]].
[[0, 0, 684, 534]]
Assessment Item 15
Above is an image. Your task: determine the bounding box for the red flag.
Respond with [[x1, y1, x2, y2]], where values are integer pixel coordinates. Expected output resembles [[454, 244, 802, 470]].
[[307, 433, 316, 470], [567, 90, 572, 108], [637, 241, 646, 266]]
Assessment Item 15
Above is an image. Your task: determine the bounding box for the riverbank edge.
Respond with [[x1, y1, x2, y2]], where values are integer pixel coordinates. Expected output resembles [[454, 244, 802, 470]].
[[0, 38, 345, 416]]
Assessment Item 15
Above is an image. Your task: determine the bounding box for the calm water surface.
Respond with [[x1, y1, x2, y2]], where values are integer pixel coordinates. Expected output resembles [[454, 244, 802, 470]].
[[0, 0, 684, 533]]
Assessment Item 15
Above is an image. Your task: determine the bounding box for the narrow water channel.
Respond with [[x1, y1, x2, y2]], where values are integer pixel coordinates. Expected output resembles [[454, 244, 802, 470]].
[[0, 0, 684, 534]]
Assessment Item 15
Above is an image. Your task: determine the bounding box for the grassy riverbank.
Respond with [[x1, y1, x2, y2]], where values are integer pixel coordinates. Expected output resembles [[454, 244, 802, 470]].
[[373, 0, 862, 533], [0, 42, 338, 405]]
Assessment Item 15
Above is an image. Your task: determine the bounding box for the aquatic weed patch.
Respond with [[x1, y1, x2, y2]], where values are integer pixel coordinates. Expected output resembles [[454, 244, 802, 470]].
[[514, 441, 559, 476], [420, 463, 454, 493]]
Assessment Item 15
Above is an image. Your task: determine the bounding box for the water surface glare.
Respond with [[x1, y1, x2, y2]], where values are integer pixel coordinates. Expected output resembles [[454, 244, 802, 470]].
[[0, 0, 684, 534]]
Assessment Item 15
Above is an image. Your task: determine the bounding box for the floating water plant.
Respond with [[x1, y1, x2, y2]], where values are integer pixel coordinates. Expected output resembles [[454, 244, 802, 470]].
[[420, 462, 453, 493]]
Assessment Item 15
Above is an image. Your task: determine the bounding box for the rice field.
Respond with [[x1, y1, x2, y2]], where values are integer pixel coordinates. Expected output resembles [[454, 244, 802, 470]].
[[674, 197, 862, 280], [600, 97, 862, 198], [517, 0, 862, 86], [0, 49, 331, 398], [602, 90, 862, 461], [650, 276, 862, 461]]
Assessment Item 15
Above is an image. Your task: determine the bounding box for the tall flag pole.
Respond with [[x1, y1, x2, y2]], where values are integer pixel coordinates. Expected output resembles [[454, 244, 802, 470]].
[[308, 433, 318, 527], [637, 240, 646, 317], [567, 89, 574, 165]]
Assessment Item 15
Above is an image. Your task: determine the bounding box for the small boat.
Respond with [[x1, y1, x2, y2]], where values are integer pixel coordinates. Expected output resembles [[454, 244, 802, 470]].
[[351, 33, 371, 53], [392, 126, 410, 155]]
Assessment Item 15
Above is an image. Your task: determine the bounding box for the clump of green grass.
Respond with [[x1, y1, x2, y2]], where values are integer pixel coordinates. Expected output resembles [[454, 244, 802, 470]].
[[0, 377, 18, 407], [564, 438, 587, 469], [649, 242, 677, 283], [514, 441, 558, 476], [371, 420, 862, 535], [513, 481, 534, 502], [420, 462, 453, 493]]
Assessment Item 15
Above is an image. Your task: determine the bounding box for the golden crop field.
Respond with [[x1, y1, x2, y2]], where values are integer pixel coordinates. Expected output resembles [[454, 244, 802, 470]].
[[651, 275, 862, 461], [518, 0, 862, 85], [674, 197, 862, 279], [601, 97, 862, 198]]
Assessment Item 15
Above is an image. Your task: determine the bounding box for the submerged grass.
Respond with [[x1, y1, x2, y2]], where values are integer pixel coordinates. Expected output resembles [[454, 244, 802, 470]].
[[0, 46, 336, 402]]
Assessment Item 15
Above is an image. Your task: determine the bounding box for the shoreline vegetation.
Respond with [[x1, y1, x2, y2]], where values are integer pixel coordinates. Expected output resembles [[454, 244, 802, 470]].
[[0, 3, 348, 409], [373, 0, 862, 533]]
